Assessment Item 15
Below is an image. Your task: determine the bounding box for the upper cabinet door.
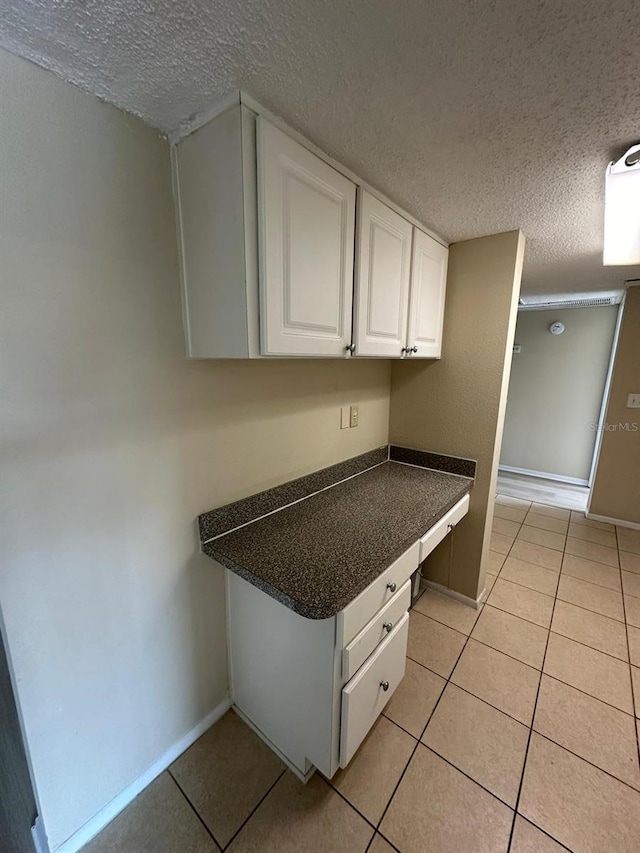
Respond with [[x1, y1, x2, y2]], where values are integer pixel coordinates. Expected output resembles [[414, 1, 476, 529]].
[[406, 228, 448, 359], [257, 118, 356, 356], [353, 191, 413, 357]]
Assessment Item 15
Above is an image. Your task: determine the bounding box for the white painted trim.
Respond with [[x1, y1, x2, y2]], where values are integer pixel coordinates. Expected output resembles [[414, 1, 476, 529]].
[[31, 817, 49, 853], [422, 579, 482, 610], [586, 513, 640, 531], [167, 90, 241, 144], [231, 704, 313, 783], [54, 697, 231, 853], [498, 465, 589, 487], [169, 90, 447, 250], [588, 298, 626, 489]]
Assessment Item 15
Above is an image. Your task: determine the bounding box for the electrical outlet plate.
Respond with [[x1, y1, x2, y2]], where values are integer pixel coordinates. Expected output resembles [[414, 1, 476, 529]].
[[350, 405, 359, 428], [627, 393, 640, 409], [340, 406, 350, 429]]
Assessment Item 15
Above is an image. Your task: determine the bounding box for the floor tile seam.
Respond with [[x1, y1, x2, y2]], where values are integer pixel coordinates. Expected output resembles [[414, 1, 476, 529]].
[[548, 626, 630, 664], [542, 672, 637, 719], [553, 592, 625, 625], [617, 528, 640, 765], [322, 776, 379, 835], [409, 607, 470, 639], [374, 612, 479, 832], [500, 554, 562, 575], [417, 742, 519, 810], [411, 607, 481, 637], [510, 812, 575, 853], [522, 517, 570, 535], [619, 546, 640, 557], [166, 768, 225, 850], [465, 623, 548, 672], [528, 731, 640, 796], [506, 570, 558, 851], [217, 768, 287, 851], [560, 567, 622, 593], [491, 573, 559, 599], [564, 543, 620, 569], [516, 535, 566, 554], [483, 600, 552, 631], [620, 569, 640, 600], [427, 721, 640, 809]]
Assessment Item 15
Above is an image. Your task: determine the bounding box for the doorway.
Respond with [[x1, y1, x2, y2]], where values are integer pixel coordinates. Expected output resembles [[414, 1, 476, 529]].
[[498, 299, 622, 509]]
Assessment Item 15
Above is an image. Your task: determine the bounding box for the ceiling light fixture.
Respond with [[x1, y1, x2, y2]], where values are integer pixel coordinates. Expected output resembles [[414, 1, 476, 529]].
[[603, 144, 640, 265]]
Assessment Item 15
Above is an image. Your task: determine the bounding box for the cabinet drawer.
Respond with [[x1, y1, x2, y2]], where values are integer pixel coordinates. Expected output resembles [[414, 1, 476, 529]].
[[339, 612, 409, 767], [338, 542, 419, 647], [419, 494, 470, 562], [342, 579, 411, 682]]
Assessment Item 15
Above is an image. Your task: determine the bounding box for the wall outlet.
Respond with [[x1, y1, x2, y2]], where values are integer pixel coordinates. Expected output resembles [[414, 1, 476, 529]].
[[350, 405, 359, 428], [340, 406, 350, 429], [627, 393, 640, 409]]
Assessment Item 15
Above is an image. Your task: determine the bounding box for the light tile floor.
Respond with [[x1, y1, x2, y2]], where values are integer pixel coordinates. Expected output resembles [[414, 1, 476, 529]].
[[84, 495, 640, 853]]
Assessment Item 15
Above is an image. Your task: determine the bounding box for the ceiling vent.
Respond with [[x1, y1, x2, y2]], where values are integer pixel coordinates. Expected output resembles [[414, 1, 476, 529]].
[[518, 290, 625, 312]]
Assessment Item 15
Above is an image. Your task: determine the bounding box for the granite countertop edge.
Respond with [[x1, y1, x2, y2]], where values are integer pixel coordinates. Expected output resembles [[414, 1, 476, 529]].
[[203, 478, 472, 620], [202, 453, 474, 620]]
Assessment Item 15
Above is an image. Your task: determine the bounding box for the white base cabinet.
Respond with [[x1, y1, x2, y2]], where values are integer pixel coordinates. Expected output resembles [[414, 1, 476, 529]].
[[224, 495, 469, 778], [225, 542, 419, 780]]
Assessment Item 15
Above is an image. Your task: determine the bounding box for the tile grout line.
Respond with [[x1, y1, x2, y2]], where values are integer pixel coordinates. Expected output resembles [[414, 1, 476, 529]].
[[372, 587, 495, 847], [505, 523, 561, 852], [406, 610, 640, 783], [218, 768, 287, 851], [166, 769, 223, 850], [617, 526, 640, 768]]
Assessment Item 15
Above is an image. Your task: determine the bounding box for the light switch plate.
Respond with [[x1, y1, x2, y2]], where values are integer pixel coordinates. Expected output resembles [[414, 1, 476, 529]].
[[627, 393, 640, 409], [340, 406, 350, 429], [350, 405, 359, 428]]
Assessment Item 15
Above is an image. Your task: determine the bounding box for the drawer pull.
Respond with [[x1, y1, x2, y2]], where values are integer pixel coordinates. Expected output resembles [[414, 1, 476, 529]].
[[380, 681, 390, 692], [386, 582, 397, 593], [383, 622, 393, 633]]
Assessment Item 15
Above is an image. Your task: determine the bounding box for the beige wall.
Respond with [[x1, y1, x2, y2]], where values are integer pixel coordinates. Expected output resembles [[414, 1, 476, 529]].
[[389, 231, 525, 600], [501, 306, 618, 482], [590, 286, 640, 524], [0, 50, 391, 850]]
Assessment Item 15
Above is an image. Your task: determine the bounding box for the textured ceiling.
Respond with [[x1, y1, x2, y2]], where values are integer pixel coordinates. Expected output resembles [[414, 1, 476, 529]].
[[2, 0, 640, 294]]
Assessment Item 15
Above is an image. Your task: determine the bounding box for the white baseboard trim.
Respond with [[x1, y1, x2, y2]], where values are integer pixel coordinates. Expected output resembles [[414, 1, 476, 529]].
[[423, 579, 482, 610], [31, 816, 49, 853], [586, 512, 640, 531], [54, 696, 231, 853], [499, 465, 589, 487]]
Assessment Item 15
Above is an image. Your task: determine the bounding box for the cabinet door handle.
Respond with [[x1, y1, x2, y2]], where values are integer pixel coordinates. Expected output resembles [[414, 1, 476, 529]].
[[410, 345, 418, 353], [383, 622, 393, 633], [345, 343, 356, 353], [386, 582, 397, 593], [380, 681, 390, 691]]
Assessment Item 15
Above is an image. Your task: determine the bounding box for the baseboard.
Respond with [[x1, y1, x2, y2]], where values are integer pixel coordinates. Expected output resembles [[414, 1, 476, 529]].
[[499, 465, 589, 487], [31, 816, 49, 853], [586, 512, 640, 531], [54, 696, 231, 853], [423, 579, 482, 610]]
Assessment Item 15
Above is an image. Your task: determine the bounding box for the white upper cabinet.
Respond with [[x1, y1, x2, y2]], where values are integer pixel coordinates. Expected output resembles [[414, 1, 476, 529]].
[[353, 191, 413, 357], [257, 119, 356, 356], [406, 228, 448, 359], [172, 94, 448, 360]]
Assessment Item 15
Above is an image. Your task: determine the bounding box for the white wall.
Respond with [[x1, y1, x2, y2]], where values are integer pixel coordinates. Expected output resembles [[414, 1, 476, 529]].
[[0, 49, 391, 850], [500, 306, 618, 482]]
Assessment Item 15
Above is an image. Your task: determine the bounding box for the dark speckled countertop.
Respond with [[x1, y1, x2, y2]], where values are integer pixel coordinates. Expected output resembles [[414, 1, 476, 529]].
[[203, 460, 472, 620]]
